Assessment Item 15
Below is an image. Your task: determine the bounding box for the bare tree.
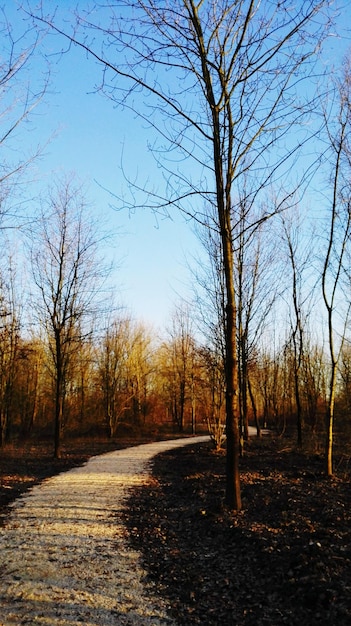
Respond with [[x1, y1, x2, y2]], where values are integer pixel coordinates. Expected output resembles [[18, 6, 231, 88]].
[[0, 12, 48, 444], [28, 1, 334, 509], [98, 317, 133, 438], [126, 322, 153, 426], [199, 345, 226, 450], [0, 8, 47, 216], [164, 304, 196, 433], [98, 316, 153, 437], [15, 334, 44, 439], [281, 213, 316, 447], [0, 258, 21, 445], [301, 340, 327, 438], [193, 202, 279, 447], [29, 177, 108, 457], [235, 199, 280, 447], [322, 54, 351, 476], [339, 345, 351, 419]]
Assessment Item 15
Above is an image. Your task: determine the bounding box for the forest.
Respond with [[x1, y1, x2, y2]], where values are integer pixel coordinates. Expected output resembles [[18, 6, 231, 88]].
[[0, 1, 351, 509], [1, 283, 351, 458]]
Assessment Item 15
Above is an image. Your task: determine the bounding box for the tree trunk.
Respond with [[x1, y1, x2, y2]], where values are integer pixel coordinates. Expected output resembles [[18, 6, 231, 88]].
[[191, 385, 196, 435], [54, 337, 63, 459], [294, 366, 303, 448], [0, 411, 7, 447], [223, 236, 241, 510], [54, 381, 63, 459], [325, 365, 336, 476], [248, 375, 261, 437]]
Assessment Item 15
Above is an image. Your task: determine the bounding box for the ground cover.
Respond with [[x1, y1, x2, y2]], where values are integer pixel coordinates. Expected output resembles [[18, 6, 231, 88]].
[[124, 437, 351, 625]]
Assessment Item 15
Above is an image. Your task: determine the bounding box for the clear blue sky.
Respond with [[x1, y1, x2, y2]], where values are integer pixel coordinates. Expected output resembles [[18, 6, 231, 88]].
[[5, 2, 202, 330], [4, 2, 351, 332]]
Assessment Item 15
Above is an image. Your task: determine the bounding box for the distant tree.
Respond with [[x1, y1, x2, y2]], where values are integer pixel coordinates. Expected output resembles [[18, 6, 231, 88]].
[[301, 341, 327, 437], [165, 305, 196, 433], [0, 259, 20, 445], [128, 323, 154, 426], [15, 335, 44, 439], [68, 336, 95, 432], [281, 213, 316, 447], [257, 347, 281, 432], [194, 199, 280, 447], [29, 177, 108, 457], [97, 317, 153, 437], [235, 199, 279, 447], [199, 345, 226, 450], [98, 317, 131, 438], [339, 345, 351, 426]]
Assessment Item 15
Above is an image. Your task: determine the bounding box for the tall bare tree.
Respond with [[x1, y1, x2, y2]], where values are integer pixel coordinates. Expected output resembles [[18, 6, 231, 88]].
[[322, 54, 351, 476], [29, 1, 333, 509], [30, 177, 108, 457]]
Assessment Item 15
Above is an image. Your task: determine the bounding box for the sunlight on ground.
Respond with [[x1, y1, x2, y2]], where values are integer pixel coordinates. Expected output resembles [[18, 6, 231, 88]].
[[0, 438, 209, 625]]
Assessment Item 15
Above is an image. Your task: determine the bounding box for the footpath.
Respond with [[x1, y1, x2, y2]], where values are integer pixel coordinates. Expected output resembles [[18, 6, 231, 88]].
[[0, 436, 209, 626]]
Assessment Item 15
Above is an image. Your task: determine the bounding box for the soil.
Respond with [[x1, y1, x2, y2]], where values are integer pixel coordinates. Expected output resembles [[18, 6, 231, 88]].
[[0, 435, 350, 625]]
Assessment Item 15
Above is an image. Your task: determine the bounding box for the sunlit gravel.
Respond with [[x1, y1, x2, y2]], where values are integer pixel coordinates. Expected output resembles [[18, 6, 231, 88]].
[[0, 436, 209, 625]]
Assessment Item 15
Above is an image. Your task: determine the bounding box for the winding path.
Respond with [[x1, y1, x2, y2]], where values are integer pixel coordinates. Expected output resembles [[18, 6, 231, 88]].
[[0, 436, 209, 626]]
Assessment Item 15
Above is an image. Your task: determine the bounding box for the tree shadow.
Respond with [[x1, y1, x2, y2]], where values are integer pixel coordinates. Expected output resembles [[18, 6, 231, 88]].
[[124, 442, 351, 625]]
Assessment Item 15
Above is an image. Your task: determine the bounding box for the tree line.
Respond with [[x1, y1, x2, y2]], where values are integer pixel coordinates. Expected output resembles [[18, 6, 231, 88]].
[[1, 229, 351, 463]]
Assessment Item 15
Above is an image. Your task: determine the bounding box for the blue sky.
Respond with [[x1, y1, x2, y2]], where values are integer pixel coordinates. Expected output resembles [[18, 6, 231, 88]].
[[32, 62, 199, 329], [4, 1, 351, 333], [5, 2, 202, 331]]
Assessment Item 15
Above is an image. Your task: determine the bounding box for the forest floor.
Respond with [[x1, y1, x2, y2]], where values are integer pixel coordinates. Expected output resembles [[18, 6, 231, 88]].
[[0, 433, 351, 625], [124, 435, 351, 625]]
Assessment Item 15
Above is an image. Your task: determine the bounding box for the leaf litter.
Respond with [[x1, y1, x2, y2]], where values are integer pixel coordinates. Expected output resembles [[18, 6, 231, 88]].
[[124, 438, 351, 626]]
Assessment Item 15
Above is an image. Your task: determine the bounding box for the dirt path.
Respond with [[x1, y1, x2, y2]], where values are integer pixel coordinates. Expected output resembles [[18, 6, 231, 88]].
[[0, 436, 209, 626]]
